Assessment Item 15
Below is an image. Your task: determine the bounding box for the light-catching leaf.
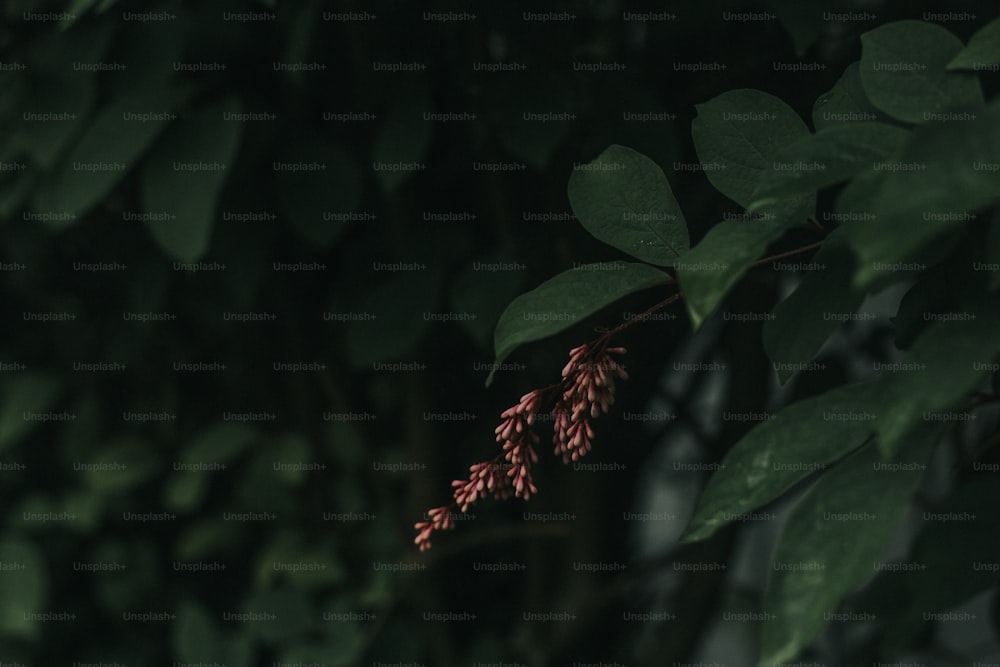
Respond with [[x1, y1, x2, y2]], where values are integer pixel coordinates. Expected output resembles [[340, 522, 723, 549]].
[[489, 263, 672, 386], [567, 145, 688, 265], [860, 20, 984, 124]]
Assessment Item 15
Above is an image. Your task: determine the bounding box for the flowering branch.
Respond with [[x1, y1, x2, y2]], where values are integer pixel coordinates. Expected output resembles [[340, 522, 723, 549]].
[[414, 340, 633, 551], [415, 236, 829, 551]]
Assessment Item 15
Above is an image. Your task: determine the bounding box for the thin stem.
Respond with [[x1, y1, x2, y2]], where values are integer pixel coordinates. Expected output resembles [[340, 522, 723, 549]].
[[752, 240, 824, 267]]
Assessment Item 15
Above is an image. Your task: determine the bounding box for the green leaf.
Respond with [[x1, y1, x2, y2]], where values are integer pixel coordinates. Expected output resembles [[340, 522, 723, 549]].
[[489, 263, 671, 386], [989, 212, 1000, 291], [812, 62, 889, 132], [274, 136, 361, 247], [872, 307, 1000, 459], [567, 145, 688, 265], [763, 230, 865, 383], [757, 426, 938, 667], [681, 381, 878, 543], [20, 71, 96, 170], [344, 269, 445, 370], [449, 246, 526, 348], [838, 103, 1000, 288], [0, 374, 62, 453], [181, 423, 257, 465], [948, 17, 1000, 71], [769, 0, 826, 57], [80, 435, 159, 495], [34, 82, 184, 219], [372, 82, 432, 193], [243, 588, 314, 642], [677, 198, 812, 329], [891, 237, 990, 349], [751, 123, 910, 203], [140, 97, 244, 262], [0, 537, 48, 639], [860, 20, 984, 124], [865, 476, 1000, 651], [173, 600, 222, 664], [691, 88, 812, 208]]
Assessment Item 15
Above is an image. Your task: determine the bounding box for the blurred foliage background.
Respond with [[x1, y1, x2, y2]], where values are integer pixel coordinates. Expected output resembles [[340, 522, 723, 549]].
[[0, 0, 998, 665]]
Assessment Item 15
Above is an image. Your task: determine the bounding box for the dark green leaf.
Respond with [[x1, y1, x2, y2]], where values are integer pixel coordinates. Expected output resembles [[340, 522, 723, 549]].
[[758, 426, 938, 666], [173, 600, 222, 664], [860, 20, 984, 124], [988, 211, 1000, 291], [812, 62, 888, 132], [752, 123, 910, 203], [948, 17, 1000, 71], [372, 83, 432, 193], [275, 136, 361, 247], [567, 144, 688, 265], [691, 88, 812, 208], [344, 269, 445, 370], [0, 374, 62, 453], [872, 306, 1000, 458], [763, 230, 865, 383], [769, 0, 826, 57], [682, 381, 878, 542], [677, 198, 812, 329], [838, 103, 1000, 287], [35, 86, 188, 221], [140, 97, 243, 262], [489, 263, 671, 386], [0, 537, 48, 639]]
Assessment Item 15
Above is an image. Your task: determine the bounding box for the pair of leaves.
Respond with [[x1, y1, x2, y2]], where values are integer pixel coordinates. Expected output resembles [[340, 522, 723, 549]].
[[680, 89, 815, 329], [487, 145, 689, 385]]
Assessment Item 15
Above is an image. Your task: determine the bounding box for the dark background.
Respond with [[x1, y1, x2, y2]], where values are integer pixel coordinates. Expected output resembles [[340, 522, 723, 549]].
[[0, 0, 997, 665]]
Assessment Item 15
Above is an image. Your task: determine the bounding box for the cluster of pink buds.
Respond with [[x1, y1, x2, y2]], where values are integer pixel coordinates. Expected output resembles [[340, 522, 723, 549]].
[[496, 390, 541, 500], [414, 345, 628, 552], [414, 506, 454, 552], [553, 345, 628, 463]]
